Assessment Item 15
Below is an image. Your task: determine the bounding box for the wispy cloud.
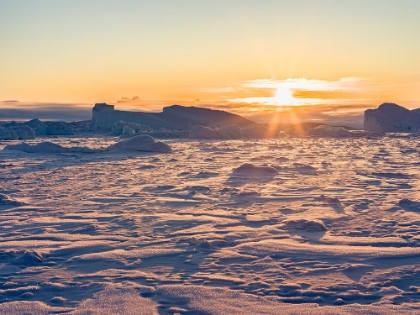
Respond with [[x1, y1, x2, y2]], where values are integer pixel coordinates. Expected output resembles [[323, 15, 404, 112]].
[[0, 102, 92, 121]]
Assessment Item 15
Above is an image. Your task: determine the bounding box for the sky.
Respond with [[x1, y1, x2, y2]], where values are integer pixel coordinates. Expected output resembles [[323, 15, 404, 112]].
[[1, 0, 420, 124]]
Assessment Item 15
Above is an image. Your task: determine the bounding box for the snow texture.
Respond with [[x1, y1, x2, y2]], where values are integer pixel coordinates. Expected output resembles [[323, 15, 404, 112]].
[[1, 136, 420, 314]]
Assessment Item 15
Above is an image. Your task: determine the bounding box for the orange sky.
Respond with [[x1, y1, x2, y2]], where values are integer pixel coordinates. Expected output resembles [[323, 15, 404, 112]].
[[1, 0, 420, 122]]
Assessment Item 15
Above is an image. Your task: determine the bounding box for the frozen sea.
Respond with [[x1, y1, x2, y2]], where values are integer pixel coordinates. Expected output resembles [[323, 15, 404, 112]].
[[1, 136, 420, 314]]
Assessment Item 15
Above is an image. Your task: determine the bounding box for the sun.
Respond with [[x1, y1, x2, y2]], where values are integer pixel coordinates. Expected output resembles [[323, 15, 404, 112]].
[[273, 86, 296, 106], [226, 78, 325, 107]]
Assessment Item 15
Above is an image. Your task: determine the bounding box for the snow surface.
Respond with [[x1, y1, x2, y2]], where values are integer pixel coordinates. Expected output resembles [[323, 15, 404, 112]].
[[1, 136, 420, 314]]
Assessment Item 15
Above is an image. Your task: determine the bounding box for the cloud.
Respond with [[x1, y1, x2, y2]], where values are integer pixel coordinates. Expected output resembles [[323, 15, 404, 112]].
[[0, 102, 92, 121], [292, 90, 365, 99]]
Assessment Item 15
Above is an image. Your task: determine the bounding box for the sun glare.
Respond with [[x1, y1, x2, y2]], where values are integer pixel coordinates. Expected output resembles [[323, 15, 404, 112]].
[[269, 79, 314, 106], [273, 86, 296, 106], [228, 77, 369, 108]]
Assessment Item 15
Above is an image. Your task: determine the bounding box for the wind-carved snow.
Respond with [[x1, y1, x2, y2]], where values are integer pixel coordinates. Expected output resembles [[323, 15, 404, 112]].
[[1, 136, 420, 314], [4, 135, 172, 154]]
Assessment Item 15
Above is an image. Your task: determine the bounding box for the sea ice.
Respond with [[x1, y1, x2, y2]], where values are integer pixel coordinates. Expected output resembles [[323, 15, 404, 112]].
[[1, 136, 420, 313], [232, 163, 278, 174]]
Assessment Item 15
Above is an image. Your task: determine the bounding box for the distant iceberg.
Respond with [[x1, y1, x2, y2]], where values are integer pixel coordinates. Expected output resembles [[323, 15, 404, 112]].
[[364, 103, 420, 132]]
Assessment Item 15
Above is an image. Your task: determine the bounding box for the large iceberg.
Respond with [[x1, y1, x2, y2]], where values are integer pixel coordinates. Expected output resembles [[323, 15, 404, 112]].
[[91, 103, 255, 131], [364, 103, 420, 132]]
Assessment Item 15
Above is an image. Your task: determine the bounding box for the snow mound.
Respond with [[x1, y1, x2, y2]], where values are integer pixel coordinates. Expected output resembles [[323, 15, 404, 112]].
[[319, 194, 341, 204], [397, 199, 420, 211], [4, 142, 96, 153], [13, 250, 45, 266], [0, 193, 23, 206], [281, 163, 317, 173], [107, 135, 172, 153], [342, 263, 374, 272], [73, 287, 159, 315], [232, 163, 278, 174], [286, 219, 327, 232]]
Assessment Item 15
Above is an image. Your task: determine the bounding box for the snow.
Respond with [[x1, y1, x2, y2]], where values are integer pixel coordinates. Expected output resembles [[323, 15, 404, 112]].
[[232, 163, 278, 174], [3, 135, 171, 154], [107, 135, 172, 153], [4, 141, 96, 153], [1, 136, 420, 313]]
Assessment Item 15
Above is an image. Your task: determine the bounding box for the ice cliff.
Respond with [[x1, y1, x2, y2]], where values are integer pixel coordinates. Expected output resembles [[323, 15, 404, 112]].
[[91, 103, 255, 131], [0, 125, 35, 140], [364, 103, 420, 132]]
